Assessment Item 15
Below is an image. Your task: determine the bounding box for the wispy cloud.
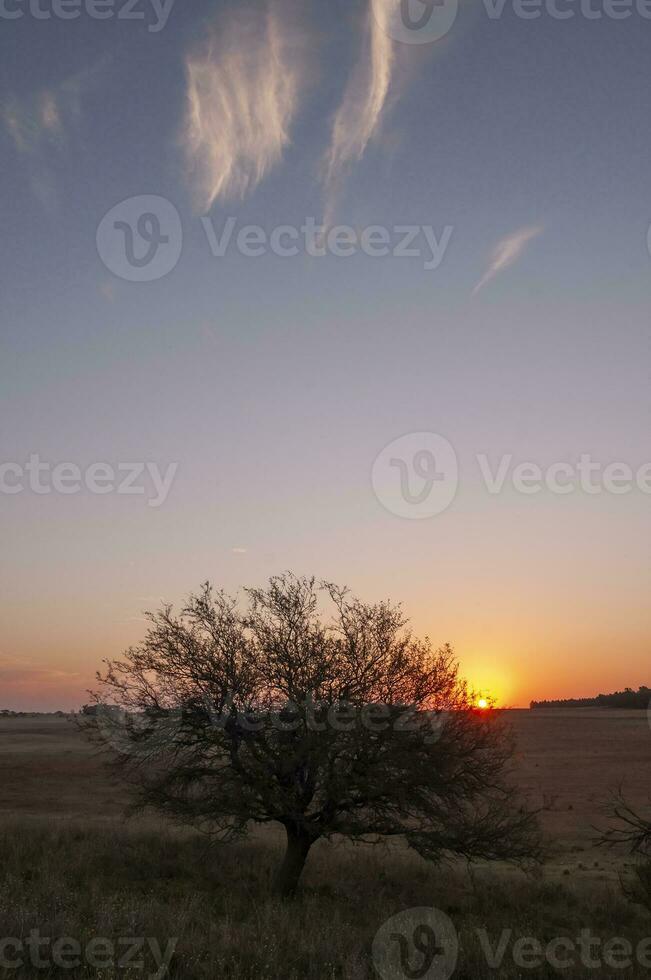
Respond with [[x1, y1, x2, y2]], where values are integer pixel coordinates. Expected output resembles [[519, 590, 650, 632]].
[[2, 90, 70, 213], [2, 90, 68, 156], [182, 1, 305, 212], [323, 0, 395, 219], [2, 61, 102, 155], [472, 225, 543, 296], [1, 58, 108, 211]]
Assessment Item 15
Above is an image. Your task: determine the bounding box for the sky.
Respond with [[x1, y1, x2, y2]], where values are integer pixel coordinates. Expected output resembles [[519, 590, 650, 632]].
[[0, 0, 649, 711]]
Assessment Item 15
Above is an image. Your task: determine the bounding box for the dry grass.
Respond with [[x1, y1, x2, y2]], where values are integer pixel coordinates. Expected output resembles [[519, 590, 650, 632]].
[[0, 711, 650, 978]]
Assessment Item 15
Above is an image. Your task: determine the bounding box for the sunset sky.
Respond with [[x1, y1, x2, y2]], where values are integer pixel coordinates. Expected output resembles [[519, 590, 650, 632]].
[[1, 0, 649, 711]]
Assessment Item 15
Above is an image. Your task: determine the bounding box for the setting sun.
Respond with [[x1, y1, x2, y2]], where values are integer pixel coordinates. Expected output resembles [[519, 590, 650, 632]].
[[477, 698, 489, 710]]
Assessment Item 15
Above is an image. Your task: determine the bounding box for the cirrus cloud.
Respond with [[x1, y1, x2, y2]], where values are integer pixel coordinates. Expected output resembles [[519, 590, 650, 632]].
[[182, 1, 306, 212], [325, 0, 394, 184], [323, 0, 396, 220], [472, 225, 543, 296], [1, 56, 110, 213]]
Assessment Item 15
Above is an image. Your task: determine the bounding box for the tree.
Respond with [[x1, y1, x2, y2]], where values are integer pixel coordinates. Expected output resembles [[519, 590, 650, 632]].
[[86, 574, 541, 898], [599, 789, 651, 855], [599, 791, 651, 911]]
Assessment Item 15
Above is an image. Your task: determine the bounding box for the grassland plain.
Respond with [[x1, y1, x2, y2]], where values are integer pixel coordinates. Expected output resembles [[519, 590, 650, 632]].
[[0, 710, 649, 978]]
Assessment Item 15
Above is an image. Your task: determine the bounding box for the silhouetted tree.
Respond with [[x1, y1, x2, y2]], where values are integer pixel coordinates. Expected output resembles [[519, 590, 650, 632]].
[[599, 791, 651, 911], [599, 789, 651, 855], [85, 574, 541, 897]]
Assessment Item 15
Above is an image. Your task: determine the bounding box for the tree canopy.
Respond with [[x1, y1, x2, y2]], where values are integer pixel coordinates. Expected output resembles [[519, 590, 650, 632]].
[[86, 574, 541, 896]]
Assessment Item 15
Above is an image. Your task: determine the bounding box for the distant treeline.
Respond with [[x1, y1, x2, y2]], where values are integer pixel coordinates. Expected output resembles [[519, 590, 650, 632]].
[[0, 710, 68, 717], [530, 687, 650, 710]]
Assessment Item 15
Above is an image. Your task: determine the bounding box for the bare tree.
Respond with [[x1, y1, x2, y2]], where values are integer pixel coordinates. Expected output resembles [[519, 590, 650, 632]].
[[599, 789, 651, 855], [598, 790, 651, 911], [86, 574, 541, 897]]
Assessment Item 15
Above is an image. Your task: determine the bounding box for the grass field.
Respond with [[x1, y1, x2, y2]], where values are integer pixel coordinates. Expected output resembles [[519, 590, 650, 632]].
[[1, 710, 650, 978]]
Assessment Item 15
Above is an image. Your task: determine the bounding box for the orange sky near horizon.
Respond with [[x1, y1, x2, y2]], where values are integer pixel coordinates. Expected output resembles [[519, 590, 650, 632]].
[[2, 446, 648, 714], [2, 569, 648, 712]]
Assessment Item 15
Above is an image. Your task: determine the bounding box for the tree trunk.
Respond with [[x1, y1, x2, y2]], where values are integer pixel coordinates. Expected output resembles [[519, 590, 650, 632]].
[[272, 825, 313, 899]]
